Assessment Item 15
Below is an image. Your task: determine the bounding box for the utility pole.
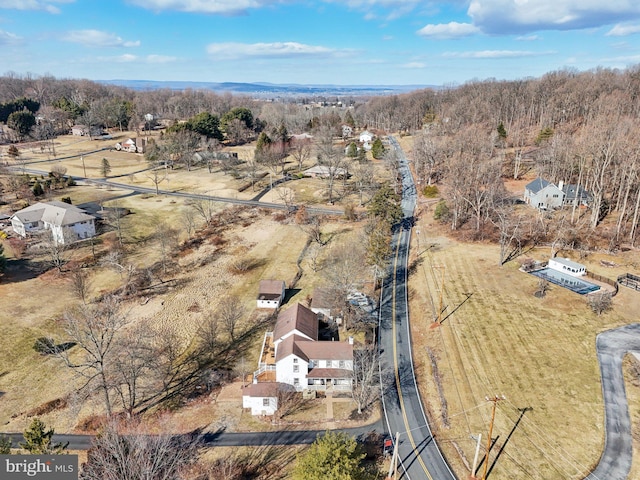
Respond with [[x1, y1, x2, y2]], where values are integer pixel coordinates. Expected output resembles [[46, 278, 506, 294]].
[[482, 395, 504, 480], [386, 432, 400, 480], [81, 155, 86, 178]]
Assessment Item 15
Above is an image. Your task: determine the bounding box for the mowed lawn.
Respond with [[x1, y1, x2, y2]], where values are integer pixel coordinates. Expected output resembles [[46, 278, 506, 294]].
[[408, 230, 640, 480]]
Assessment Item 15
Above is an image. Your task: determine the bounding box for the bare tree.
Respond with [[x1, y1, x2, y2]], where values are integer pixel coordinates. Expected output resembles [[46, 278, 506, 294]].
[[37, 229, 74, 273], [70, 267, 91, 304], [188, 196, 218, 228], [314, 126, 345, 204], [217, 295, 246, 342], [180, 207, 198, 239], [145, 166, 168, 196], [155, 222, 179, 276], [351, 345, 389, 414], [290, 138, 312, 171], [57, 296, 128, 417], [82, 418, 199, 480], [111, 322, 159, 416], [588, 291, 613, 315]]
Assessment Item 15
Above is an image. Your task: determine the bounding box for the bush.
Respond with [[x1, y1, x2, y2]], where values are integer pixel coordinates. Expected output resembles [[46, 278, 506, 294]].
[[422, 185, 439, 198], [433, 200, 450, 222], [33, 337, 56, 355]]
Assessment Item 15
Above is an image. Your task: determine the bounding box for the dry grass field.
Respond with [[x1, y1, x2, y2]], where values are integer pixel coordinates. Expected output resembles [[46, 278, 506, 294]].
[[0, 132, 384, 438]]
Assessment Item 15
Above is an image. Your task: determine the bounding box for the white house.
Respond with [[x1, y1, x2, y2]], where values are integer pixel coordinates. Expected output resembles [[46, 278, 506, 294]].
[[524, 178, 564, 210], [548, 257, 586, 277], [115, 138, 146, 153], [359, 130, 374, 143], [11, 201, 96, 244], [303, 165, 349, 179], [254, 303, 353, 396], [257, 279, 286, 309], [242, 382, 295, 416]]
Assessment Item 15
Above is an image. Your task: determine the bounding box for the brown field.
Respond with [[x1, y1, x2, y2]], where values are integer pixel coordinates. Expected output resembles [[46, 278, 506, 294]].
[[2, 132, 639, 480], [0, 132, 385, 438]]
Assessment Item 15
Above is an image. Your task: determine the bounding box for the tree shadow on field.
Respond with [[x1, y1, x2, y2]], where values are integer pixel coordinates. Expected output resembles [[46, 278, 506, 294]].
[[138, 316, 275, 414]]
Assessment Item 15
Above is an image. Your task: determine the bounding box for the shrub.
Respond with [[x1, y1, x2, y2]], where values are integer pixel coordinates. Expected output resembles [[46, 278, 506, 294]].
[[433, 200, 450, 222], [422, 185, 439, 198], [33, 337, 56, 355]]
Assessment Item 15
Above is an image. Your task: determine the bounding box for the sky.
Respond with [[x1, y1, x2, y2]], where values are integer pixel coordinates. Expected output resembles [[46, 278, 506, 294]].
[[1, 0, 640, 86]]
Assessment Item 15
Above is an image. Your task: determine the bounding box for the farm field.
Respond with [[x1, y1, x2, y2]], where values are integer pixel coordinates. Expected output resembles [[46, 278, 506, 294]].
[[406, 207, 640, 480]]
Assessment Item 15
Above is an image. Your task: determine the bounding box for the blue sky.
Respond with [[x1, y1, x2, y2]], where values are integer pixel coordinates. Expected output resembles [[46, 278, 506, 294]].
[[1, 0, 640, 86]]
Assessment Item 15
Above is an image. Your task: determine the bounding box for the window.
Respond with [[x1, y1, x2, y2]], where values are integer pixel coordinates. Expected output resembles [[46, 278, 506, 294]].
[[293, 358, 298, 364], [293, 378, 300, 386], [293, 365, 299, 373], [339, 360, 345, 368], [262, 398, 269, 406]]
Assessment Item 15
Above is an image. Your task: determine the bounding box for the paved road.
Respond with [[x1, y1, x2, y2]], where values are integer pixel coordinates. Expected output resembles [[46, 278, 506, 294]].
[[378, 137, 456, 479], [15, 166, 342, 217], [586, 323, 640, 480], [2, 421, 383, 451]]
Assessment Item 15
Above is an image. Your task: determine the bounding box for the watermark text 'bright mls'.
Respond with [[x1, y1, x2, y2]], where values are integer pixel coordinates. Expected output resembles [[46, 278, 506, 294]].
[[1, 455, 78, 479]]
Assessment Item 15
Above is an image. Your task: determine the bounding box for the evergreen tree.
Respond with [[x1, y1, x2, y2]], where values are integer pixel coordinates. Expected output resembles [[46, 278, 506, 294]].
[[497, 122, 507, 140], [0, 242, 6, 274], [100, 158, 111, 177], [8, 111, 36, 138], [344, 110, 356, 128], [0, 434, 11, 454], [20, 418, 68, 454], [371, 137, 385, 159], [346, 142, 358, 157], [292, 431, 374, 480], [367, 183, 403, 226], [32, 181, 44, 197]]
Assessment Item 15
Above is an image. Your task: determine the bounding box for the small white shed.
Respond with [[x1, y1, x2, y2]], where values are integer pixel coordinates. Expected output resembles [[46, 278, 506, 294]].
[[548, 257, 586, 277]]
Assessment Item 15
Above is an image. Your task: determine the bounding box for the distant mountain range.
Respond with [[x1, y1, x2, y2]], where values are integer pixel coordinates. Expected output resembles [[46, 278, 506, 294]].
[[98, 79, 435, 97]]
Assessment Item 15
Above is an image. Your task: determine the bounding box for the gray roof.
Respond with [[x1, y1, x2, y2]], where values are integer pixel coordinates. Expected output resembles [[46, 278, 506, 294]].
[[562, 184, 591, 202], [12, 201, 95, 227], [525, 178, 550, 194]]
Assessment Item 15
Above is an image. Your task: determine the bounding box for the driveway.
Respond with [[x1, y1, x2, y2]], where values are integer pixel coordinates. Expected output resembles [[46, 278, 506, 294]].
[[586, 323, 640, 480]]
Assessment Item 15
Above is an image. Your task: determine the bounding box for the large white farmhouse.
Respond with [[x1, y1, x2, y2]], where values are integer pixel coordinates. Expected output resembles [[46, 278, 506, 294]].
[[245, 303, 354, 415], [10, 201, 96, 244]]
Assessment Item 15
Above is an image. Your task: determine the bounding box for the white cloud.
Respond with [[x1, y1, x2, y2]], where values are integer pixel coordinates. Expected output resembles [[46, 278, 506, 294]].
[[63, 30, 140, 48], [0, 0, 73, 14], [516, 34, 540, 41], [127, 0, 281, 15], [206, 41, 336, 59], [0, 29, 21, 45], [131, 0, 423, 17], [606, 23, 640, 36], [443, 50, 553, 59], [417, 22, 480, 39], [114, 54, 137, 62], [468, 0, 640, 34]]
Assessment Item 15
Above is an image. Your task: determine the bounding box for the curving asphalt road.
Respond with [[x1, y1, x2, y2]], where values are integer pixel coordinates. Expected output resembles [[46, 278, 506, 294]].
[[378, 137, 456, 480], [586, 323, 640, 480], [2, 421, 384, 451]]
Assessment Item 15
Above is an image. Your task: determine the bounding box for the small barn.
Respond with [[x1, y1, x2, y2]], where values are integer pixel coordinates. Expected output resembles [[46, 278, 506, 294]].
[[257, 280, 286, 309]]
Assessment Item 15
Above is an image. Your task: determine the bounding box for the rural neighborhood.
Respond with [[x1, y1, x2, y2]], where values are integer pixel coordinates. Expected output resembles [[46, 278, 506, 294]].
[[2, 47, 640, 480]]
